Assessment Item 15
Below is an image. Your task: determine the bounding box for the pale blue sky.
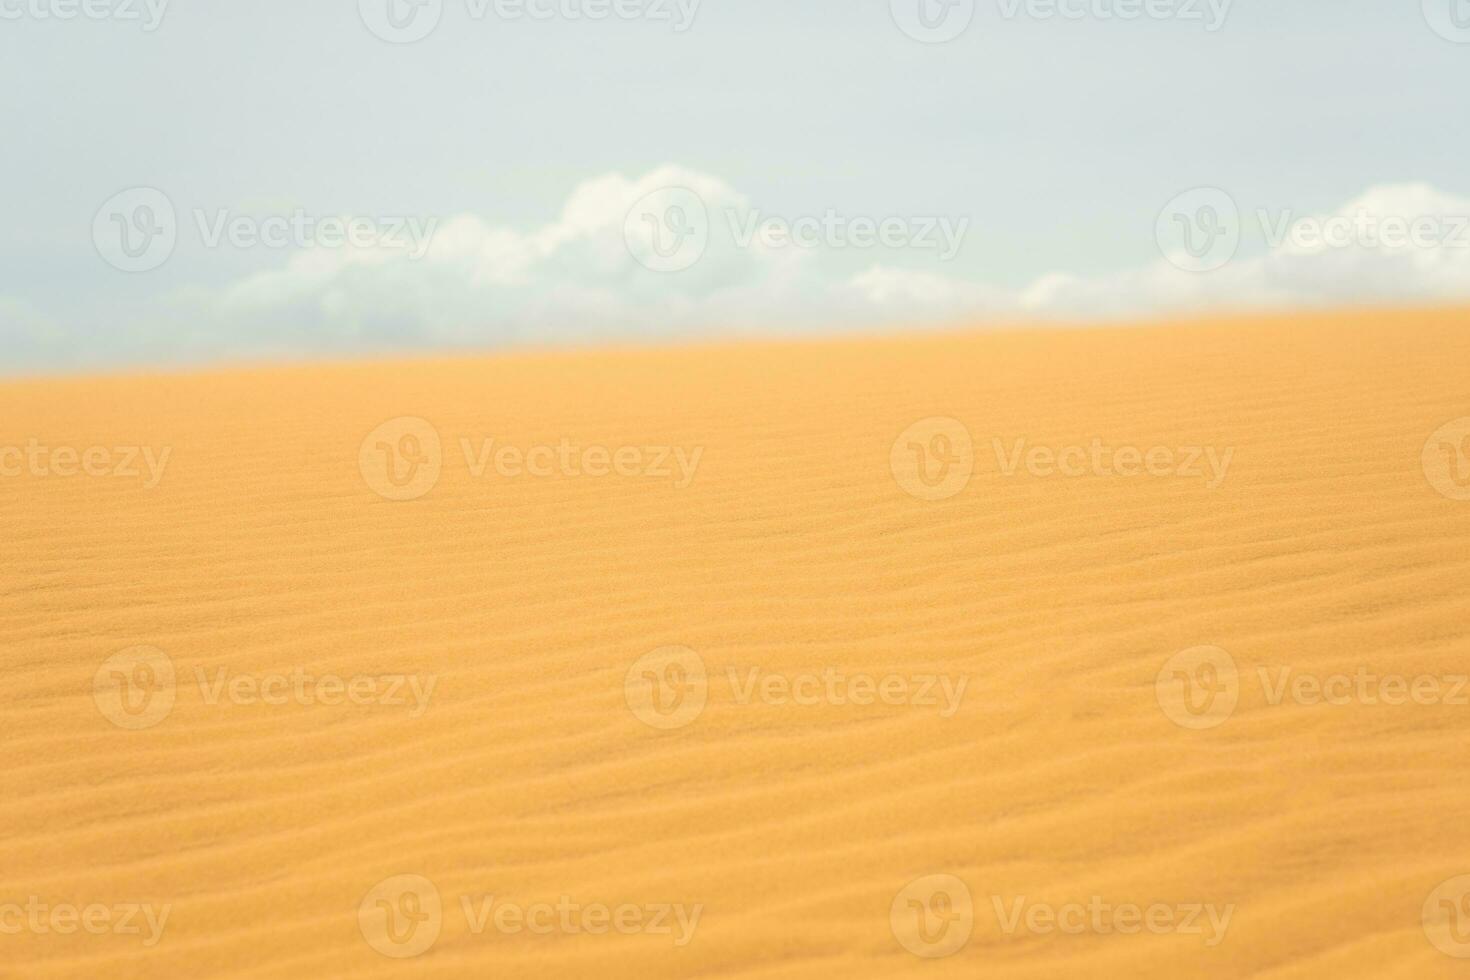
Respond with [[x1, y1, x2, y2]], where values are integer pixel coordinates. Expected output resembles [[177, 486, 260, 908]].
[[2, 0, 1466, 373]]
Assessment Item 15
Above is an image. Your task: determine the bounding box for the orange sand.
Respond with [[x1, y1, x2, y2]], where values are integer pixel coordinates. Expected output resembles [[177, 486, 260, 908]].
[[3, 308, 1469, 978]]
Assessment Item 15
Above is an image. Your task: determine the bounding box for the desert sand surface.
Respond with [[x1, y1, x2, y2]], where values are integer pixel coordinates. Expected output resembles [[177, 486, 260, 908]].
[[3, 308, 1470, 978]]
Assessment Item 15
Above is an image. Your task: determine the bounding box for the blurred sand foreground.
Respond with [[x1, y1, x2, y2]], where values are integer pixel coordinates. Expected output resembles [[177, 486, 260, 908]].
[[2, 309, 1469, 978]]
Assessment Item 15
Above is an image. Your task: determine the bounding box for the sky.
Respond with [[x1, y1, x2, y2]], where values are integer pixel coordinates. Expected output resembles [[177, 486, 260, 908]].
[[1, 0, 1468, 373]]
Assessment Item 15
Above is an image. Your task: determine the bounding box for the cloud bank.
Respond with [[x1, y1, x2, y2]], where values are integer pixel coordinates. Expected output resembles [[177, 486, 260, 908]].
[[195, 173, 1470, 335], [9, 171, 1470, 371]]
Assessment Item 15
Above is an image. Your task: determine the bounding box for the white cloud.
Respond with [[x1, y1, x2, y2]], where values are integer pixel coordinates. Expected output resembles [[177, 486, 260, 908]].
[[853, 182, 1470, 321], [185, 165, 833, 351], [202, 172, 1470, 344], [11, 173, 1469, 373]]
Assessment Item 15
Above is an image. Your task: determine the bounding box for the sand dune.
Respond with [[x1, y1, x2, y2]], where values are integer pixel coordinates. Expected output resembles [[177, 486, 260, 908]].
[[3, 308, 1470, 978]]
